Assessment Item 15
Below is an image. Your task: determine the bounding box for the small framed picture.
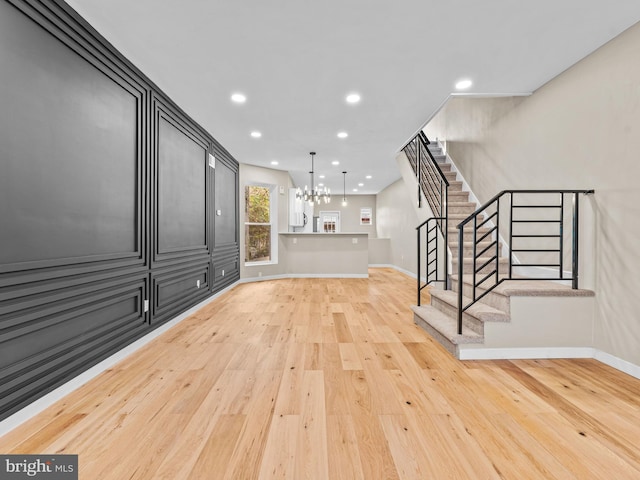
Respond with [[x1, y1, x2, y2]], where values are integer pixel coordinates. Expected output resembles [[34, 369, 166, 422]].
[[360, 207, 372, 225]]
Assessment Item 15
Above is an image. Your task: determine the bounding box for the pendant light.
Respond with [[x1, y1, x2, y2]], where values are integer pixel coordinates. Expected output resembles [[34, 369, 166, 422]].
[[296, 152, 330, 205], [341, 171, 348, 207]]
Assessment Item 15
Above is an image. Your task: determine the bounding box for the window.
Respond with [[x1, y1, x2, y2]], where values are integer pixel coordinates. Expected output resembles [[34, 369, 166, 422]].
[[319, 211, 340, 233], [245, 185, 276, 264]]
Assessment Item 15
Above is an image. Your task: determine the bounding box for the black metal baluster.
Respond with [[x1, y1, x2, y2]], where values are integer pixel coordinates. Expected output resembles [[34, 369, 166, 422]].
[[496, 197, 500, 284], [417, 224, 421, 305], [457, 225, 464, 334], [572, 192, 579, 289], [559, 193, 564, 279], [508, 192, 514, 279]]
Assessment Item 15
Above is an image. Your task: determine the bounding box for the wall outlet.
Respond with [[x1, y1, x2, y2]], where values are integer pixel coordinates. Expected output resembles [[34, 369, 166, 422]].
[[221, 269, 225, 276], [258, 271, 262, 277], [143, 300, 149, 313], [293, 237, 297, 244], [352, 238, 358, 244], [196, 280, 200, 288]]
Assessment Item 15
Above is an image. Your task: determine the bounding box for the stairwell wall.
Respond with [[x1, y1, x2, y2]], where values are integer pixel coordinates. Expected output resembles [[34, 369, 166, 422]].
[[376, 153, 437, 278], [424, 21, 640, 366]]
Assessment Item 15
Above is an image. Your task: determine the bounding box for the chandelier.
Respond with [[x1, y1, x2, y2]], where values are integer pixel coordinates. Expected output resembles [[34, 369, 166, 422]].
[[296, 151, 330, 205]]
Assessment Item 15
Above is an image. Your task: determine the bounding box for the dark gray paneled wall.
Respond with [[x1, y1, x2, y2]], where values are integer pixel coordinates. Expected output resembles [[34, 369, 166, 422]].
[[0, 0, 240, 420]]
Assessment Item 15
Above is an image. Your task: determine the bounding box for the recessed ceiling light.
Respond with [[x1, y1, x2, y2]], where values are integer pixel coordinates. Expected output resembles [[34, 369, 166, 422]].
[[231, 93, 246, 103], [358, 183, 364, 187], [250, 131, 262, 138], [455, 79, 473, 90], [337, 132, 348, 139], [319, 175, 325, 179], [318, 183, 324, 187], [365, 175, 372, 179], [270, 160, 278, 165], [332, 161, 340, 165], [346, 93, 361, 104], [352, 188, 358, 192]]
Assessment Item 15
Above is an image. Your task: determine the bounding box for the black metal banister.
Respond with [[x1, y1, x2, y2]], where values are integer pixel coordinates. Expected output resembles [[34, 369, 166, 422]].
[[455, 189, 594, 334], [404, 132, 451, 305], [416, 216, 447, 305], [418, 132, 451, 187], [458, 189, 593, 228]]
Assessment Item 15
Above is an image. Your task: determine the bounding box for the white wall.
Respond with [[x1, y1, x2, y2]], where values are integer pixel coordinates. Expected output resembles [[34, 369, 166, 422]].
[[316, 195, 377, 236], [376, 177, 422, 275], [425, 21, 640, 365]]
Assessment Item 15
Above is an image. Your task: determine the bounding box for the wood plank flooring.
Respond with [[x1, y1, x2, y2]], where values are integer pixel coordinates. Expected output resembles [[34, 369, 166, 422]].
[[1, 268, 640, 479]]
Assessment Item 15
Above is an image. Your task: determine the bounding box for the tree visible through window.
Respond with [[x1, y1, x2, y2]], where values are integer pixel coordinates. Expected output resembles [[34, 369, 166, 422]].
[[245, 185, 272, 262]]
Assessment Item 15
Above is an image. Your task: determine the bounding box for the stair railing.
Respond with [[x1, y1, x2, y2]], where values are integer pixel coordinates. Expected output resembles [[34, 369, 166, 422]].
[[402, 132, 450, 305], [416, 217, 446, 305], [456, 189, 594, 334]]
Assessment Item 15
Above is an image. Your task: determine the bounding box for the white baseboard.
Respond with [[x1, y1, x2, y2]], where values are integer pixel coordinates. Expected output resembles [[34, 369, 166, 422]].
[[458, 346, 640, 380], [594, 350, 640, 380], [458, 346, 594, 361], [241, 273, 368, 283], [238, 274, 290, 283]]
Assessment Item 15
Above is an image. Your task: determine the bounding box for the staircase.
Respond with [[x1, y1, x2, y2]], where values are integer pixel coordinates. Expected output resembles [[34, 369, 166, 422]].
[[406, 139, 595, 359]]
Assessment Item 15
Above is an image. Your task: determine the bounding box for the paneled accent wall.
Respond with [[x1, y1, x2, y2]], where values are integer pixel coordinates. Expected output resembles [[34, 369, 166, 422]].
[[0, 0, 240, 420]]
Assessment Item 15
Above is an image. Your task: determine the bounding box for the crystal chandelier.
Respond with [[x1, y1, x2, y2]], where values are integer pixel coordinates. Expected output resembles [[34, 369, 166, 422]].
[[296, 151, 330, 205]]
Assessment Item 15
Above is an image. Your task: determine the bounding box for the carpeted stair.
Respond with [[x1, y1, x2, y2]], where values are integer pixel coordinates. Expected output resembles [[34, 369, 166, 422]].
[[409, 140, 594, 357]]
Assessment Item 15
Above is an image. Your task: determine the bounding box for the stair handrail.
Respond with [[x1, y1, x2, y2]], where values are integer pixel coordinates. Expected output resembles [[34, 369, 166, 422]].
[[402, 133, 450, 215], [456, 189, 595, 334], [403, 133, 451, 305], [417, 132, 450, 190]]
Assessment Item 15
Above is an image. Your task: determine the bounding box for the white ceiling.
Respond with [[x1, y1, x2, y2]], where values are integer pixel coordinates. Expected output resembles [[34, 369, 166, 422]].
[[65, 0, 640, 195]]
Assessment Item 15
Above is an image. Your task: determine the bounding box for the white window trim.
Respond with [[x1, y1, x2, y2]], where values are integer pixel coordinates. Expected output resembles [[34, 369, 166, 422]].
[[244, 183, 278, 266]]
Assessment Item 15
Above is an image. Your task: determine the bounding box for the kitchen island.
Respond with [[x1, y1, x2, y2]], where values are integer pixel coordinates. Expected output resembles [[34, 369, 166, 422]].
[[279, 232, 368, 277]]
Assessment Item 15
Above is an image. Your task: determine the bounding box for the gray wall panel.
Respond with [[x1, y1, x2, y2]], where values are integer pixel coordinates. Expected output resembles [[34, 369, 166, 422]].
[[0, 275, 147, 419], [0, 2, 140, 266], [151, 261, 210, 325], [214, 157, 238, 246], [0, 0, 239, 421], [158, 117, 207, 252], [0, 284, 142, 373]]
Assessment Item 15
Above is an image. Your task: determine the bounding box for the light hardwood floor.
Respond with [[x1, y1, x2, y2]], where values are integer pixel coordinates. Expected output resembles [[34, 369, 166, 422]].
[[1, 268, 640, 479]]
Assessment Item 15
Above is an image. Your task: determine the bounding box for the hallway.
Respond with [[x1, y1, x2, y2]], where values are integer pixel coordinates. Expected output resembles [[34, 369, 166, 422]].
[[1, 268, 639, 479]]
